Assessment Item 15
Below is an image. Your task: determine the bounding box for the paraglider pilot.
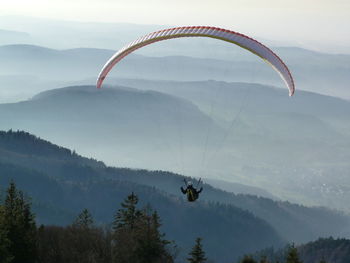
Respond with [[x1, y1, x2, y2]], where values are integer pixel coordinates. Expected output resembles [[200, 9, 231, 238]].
[[181, 179, 203, 202]]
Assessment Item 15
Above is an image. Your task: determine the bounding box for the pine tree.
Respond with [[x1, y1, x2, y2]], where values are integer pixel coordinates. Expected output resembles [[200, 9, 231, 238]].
[[112, 193, 144, 263], [3, 181, 37, 263], [73, 208, 94, 229], [187, 237, 207, 263], [136, 209, 174, 263], [286, 244, 303, 263], [0, 205, 13, 263], [112, 193, 175, 263], [113, 192, 142, 230]]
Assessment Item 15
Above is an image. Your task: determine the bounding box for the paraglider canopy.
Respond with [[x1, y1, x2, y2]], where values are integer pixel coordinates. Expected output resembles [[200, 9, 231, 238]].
[[96, 26, 295, 96]]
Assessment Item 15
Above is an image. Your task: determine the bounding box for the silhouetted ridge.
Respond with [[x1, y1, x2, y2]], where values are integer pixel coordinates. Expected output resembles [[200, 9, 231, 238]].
[[0, 130, 286, 262], [0, 130, 76, 160]]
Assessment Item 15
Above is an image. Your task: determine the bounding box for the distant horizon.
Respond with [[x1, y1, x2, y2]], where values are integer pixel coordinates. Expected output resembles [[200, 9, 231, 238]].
[[0, 15, 349, 55], [1, 0, 349, 54], [2, 38, 348, 56]]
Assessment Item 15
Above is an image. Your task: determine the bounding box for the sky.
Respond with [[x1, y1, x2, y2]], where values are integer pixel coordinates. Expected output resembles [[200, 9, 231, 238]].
[[1, 0, 350, 53]]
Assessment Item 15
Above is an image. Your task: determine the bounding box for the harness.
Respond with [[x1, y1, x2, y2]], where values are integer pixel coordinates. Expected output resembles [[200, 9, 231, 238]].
[[187, 188, 197, 202]]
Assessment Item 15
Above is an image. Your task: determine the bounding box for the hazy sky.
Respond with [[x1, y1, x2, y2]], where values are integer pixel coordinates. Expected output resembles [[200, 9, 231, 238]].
[[1, 0, 350, 52]]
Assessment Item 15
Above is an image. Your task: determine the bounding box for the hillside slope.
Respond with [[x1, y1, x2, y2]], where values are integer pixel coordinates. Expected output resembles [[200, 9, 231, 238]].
[[1, 43, 349, 101], [256, 237, 350, 263], [0, 130, 349, 247], [0, 131, 284, 262], [0, 83, 349, 212]]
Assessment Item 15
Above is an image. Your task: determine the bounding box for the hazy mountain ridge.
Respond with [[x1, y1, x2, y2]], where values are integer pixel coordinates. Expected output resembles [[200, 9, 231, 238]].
[[0, 28, 31, 46], [1, 16, 349, 54], [0, 85, 220, 166], [0, 85, 216, 141], [1, 43, 349, 102], [0, 45, 115, 80], [298, 237, 350, 263], [0, 130, 286, 262], [0, 130, 349, 246], [256, 237, 350, 263], [203, 178, 279, 200], [115, 79, 350, 118], [0, 28, 30, 37], [0, 83, 350, 213], [110, 79, 350, 211]]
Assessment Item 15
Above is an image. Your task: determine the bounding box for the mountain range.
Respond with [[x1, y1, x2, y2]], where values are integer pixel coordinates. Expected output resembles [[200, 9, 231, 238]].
[[0, 83, 349, 212], [0, 43, 349, 102], [1, 15, 350, 263], [1, 130, 349, 262]]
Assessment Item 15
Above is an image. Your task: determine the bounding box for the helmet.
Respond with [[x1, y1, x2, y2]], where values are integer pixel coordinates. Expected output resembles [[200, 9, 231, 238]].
[[187, 181, 193, 186]]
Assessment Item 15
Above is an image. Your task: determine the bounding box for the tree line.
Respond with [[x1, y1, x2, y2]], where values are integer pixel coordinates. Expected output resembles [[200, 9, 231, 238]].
[[0, 181, 331, 263], [0, 182, 188, 263]]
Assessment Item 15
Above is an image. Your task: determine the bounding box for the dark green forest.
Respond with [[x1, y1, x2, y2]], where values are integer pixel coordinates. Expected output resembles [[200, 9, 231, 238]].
[[252, 237, 350, 263], [0, 130, 349, 262], [0, 182, 347, 263]]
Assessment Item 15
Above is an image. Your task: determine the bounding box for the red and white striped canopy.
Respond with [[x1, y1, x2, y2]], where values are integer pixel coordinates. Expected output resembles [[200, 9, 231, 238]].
[[97, 26, 295, 96]]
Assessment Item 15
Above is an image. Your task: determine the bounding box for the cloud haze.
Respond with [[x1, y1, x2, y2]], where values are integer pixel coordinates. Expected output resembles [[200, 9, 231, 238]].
[[1, 0, 349, 53]]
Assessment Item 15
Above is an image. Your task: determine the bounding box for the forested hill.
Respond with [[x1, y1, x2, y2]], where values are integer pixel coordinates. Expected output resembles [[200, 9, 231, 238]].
[[0, 129, 103, 167], [2, 83, 350, 213], [1, 129, 77, 159], [298, 237, 350, 263], [0, 130, 349, 261], [256, 237, 350, 263], [0, 130, 282, 262]]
